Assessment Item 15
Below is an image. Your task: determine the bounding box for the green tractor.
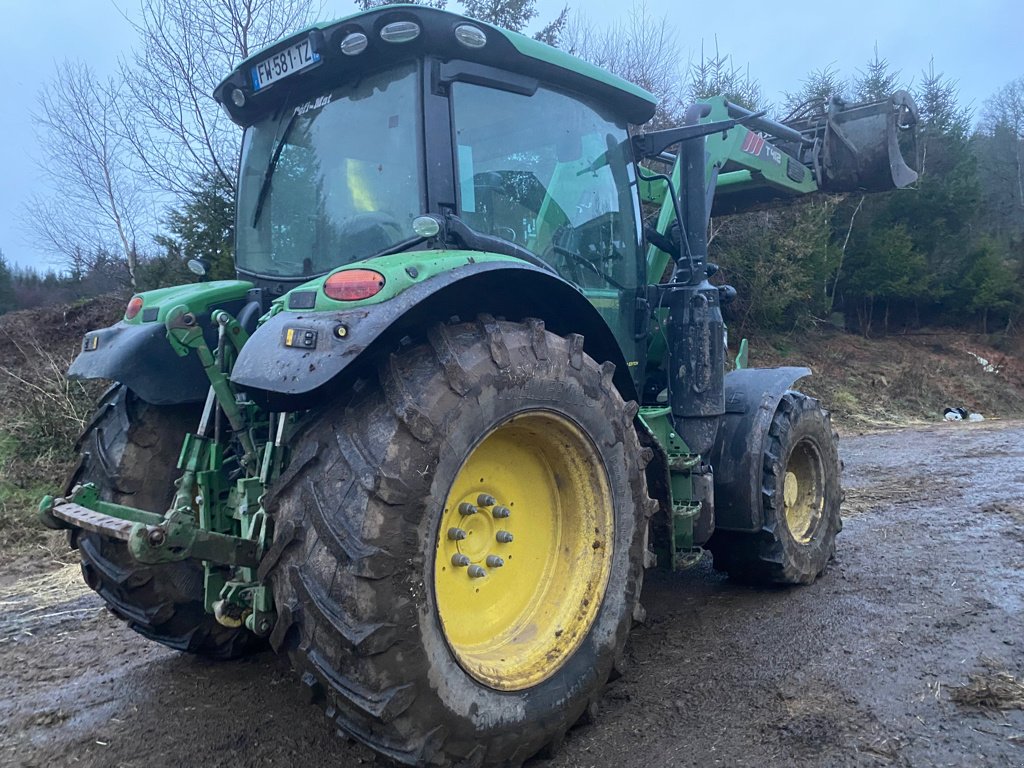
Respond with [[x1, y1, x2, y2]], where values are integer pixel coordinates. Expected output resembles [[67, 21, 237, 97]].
[[40, 5, 917, 765]]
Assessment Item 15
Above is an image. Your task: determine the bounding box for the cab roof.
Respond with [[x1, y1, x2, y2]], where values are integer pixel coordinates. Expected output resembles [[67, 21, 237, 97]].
[[214, 5, 658, 127]]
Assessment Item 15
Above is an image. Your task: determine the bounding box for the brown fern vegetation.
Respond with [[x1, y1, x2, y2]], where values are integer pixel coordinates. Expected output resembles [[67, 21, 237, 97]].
[[0, 296, 121, 553]]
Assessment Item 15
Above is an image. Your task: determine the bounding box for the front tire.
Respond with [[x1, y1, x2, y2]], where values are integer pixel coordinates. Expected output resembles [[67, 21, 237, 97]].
[[709, 391, 842, 584], [268, 317, 652, 766]]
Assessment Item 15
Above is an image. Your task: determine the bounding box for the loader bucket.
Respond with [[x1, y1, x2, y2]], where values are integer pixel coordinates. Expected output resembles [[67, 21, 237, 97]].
[[818, 90, 918, 192]]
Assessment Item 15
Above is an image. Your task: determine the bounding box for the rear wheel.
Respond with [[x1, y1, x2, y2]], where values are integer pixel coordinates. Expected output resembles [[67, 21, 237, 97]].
[[709, 391, 842, 584], [69, 385, 256, 658], [268, 317, 653, 766]]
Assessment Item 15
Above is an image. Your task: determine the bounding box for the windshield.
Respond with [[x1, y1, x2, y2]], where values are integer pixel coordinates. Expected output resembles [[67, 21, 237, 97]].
[[236, 63, 423, 278], [451, 82, 641, 293]]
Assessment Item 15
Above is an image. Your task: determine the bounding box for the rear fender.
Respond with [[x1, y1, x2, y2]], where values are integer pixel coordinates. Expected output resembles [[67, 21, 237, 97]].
[[68, 281, 255, 405], [230, 261, 636, 409], [709, 366, 811, 532]]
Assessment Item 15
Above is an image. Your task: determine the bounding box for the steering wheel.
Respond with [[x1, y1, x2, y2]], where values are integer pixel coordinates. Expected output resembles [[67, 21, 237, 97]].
[[335, 212, 407, 258], [540, 224, 624, 290]]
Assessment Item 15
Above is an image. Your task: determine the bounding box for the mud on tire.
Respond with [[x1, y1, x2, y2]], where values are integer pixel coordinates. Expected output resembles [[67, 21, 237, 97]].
[[709, 391, 842, 585], [267, 317, 653, 767], [69, 385, 256, 659]]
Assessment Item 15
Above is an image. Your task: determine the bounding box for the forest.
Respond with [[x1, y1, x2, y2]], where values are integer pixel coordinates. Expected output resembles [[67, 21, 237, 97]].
[[2, 0, 1021, 341]]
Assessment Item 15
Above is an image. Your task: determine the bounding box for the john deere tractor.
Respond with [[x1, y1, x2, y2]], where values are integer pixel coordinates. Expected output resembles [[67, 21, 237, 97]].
[[40, 5, 917, 765]]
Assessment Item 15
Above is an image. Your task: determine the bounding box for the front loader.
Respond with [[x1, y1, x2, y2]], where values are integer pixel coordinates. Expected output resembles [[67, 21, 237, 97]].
[[38, 6, 917, 766]]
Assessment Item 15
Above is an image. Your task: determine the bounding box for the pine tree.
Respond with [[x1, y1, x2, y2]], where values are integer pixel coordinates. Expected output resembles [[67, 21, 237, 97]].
[[533, 5, 568, 46], [149, 174, 236, 288], [461, 0, 535, 30], [782, 65, 847, 117], [853, 46, 901, 102], [687, 42, 763, 110], [0, 251, 14, 315]]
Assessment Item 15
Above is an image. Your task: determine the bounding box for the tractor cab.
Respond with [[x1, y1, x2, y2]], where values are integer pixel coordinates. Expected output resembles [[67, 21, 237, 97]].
[[217, 4, 658, 359]]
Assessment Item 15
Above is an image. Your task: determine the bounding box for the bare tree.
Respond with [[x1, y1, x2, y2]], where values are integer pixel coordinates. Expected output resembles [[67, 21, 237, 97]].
[[24, 62, 148, 287], [563, 2, 685, 127], [981, 76, 1024, 210], [121, 0, 325, 199]]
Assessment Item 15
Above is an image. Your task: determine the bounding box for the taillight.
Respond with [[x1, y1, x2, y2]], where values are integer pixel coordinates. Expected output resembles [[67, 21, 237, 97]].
[[125, 296, 143, 319], [323, 269, 386, 301]]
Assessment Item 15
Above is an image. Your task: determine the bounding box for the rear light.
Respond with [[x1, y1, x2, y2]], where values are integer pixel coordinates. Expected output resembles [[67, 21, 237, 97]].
[[323, 269, 386, 301], [125, 296, 143, 319]]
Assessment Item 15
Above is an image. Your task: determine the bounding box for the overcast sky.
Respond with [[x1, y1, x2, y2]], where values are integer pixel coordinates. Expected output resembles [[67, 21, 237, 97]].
[[1, 0, 1021, 271]]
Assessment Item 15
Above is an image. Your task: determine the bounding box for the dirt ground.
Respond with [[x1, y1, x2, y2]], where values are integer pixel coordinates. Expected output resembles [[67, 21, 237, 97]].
[[1, 420, 1022, 768]]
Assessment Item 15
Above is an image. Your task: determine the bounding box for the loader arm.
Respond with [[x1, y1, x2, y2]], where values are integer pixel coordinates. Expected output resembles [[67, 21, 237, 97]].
[[639, 91, 919, 285]]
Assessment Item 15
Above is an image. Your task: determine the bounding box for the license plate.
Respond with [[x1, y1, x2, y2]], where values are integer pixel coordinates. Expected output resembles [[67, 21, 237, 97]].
[[251, 39, 320, 91]]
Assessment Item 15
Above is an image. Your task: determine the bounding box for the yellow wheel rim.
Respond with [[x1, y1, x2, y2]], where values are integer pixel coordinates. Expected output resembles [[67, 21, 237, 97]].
[[433, 411, 614, 691], [782, 438, 825, 544]]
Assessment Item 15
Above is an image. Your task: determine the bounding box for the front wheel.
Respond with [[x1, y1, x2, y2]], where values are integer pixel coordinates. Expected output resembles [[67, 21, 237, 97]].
[[709, 391, 842, 584], [268, 317, 653, 766]]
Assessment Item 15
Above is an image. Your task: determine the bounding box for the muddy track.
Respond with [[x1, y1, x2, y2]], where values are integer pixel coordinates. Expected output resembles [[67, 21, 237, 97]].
[[2, 422, 1022, 767]]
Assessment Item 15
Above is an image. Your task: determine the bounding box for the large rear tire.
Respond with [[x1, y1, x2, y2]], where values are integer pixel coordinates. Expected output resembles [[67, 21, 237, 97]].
[[69, 385, 256, 658], [709, 391, 842, 585], [268, 317, 653, 767]]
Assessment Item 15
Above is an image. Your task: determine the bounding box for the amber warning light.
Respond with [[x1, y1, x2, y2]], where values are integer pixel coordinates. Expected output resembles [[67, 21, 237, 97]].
[[323, 269, 386, 301], [125, 296, 144, 319]]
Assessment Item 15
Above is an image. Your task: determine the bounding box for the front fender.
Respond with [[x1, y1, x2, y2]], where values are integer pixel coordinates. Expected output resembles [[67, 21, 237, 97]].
[[231, 260, 636, 408], [709, 366, 811, 532]]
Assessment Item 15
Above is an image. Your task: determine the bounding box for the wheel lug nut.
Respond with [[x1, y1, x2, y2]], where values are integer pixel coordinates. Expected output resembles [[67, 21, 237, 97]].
[[459, 502, 478, 516], [447, 527, 467, 541], [492, 505, 511, 519], [486, 555, 504, 568], [451, 554, 471, 567], [468, 565, 487, 578], [496, 530, 514, 543], [477, 494, 496, 507]]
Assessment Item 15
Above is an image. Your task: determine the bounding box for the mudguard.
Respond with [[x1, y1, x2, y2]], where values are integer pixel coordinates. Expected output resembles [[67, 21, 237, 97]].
[[68, 284, 253, 405], [69, 322, 214, 405], [708, 366, 811, 532], [230, 260, 637, 408]]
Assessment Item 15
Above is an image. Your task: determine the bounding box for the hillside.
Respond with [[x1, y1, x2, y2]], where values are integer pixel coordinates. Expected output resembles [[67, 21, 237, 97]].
[[751, 328, 1024, 432]]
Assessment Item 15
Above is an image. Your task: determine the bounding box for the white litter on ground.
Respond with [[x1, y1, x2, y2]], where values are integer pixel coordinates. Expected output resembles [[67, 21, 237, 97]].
[[966, 351, 1000, 374]]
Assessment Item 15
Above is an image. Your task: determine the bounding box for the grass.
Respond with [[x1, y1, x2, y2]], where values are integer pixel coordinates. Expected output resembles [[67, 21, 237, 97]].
[[950, 660, 1024, 711]]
